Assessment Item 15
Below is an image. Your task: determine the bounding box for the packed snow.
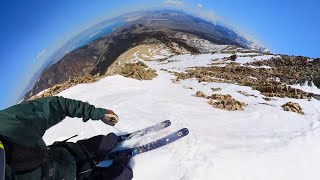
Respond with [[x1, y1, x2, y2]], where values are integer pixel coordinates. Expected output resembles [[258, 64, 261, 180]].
[[43, 51, 320, 180]]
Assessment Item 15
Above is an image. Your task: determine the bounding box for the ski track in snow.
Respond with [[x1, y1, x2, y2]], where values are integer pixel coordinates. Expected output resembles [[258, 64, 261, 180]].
[[43, 52, 320, 180]]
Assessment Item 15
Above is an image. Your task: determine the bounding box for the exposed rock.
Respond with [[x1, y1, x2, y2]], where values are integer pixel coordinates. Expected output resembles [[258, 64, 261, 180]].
[[259, 103, 276, 107], [256, 84, 311, 99], [237, 91, 257, 97], [120, 61, 157, 80], [222, 54, 238, 61], [208, 94, 246, 111], [194, 91, 207, 98], [229, 54, 237, 61], [248, 55, 320, 91], [174, 60, 318, 100], [211, 87, 222, 91], [263, 97, 277, 101], [171, 79, 180, 84], [28, 74, 98, 100], [281, 102, 304, 114]]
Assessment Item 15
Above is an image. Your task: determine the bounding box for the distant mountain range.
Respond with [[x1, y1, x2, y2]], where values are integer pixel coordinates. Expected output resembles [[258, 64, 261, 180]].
[[23, 9, 266, 100]]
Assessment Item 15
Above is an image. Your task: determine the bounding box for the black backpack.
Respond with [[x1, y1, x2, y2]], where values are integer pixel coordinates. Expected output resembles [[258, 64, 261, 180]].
[[0, 136, 67, 180]]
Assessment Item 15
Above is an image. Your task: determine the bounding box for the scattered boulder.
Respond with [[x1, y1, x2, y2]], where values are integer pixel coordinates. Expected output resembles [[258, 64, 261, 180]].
[[211, 87, 222, 91], [208, 94, 246, 111], [281, 102, 304, 114], [259, 103, 276, 107], [229, 54, 237, 61], [171, 79, 180, 84], [222, 54, 237, 61], [194, 91, 207, 98], [263, 97, 276, 101], [120, 61, 157, 80], [237, 91, 257, 97]]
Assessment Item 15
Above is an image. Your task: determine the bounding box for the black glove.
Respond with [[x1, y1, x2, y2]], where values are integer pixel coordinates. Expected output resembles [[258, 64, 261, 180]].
[[79, 133, 118, 162], [113, 154, 130, 167], [89, 154, 132, 180]]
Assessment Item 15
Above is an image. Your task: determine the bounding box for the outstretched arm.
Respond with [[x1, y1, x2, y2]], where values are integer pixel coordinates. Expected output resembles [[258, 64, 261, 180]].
[[0, 96, 109, 146], [55, 96, 106, 123]]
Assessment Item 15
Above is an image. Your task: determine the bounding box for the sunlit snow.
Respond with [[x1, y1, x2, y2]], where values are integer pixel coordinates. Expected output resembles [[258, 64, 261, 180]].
[[43, 51, 320, 180]]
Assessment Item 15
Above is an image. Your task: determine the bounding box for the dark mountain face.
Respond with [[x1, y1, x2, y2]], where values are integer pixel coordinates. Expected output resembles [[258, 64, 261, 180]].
[[24, 10, 261, 99]]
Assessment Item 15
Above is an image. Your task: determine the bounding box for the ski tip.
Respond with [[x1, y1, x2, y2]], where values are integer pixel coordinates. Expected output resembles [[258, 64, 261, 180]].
[[164, 120, 171, 123], [166, 120, 172, 125], [181, 128, 189, 135], [176, 128, 189, 137]]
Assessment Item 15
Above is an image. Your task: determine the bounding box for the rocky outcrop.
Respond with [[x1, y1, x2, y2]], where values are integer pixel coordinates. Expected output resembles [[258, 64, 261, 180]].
[[227, 54, 237, 61], [237, 91, 257, 97], [211, 87, 222, 91], [263, 97, 276, 101], [248, 55, 320, 89], [194, 91, 208, 98], [28, 74, 98, 100], [255, 84, 311, 99], [193, 91, 246, 111], [174, 60, 319, 100], [281, 102, 304, 115], [119, 61, 157, 80], [208, 94, 246, 111]]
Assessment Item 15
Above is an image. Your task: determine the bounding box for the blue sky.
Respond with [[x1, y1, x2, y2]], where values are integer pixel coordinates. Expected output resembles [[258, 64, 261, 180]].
[[0, 0, 319, 109]]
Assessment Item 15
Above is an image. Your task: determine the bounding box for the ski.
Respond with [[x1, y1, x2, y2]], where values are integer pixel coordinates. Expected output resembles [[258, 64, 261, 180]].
[[117, 120, 171, 142], [110, 128, 189, 159]]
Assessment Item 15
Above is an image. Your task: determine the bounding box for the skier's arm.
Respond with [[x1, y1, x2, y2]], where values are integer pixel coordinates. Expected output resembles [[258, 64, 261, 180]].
[[57, 96, 119, 126], [56, 96, 106, 122], [0, 96, 106, 144]]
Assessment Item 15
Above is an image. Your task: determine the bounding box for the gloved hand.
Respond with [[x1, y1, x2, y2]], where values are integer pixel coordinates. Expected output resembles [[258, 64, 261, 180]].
[[113, 154, 130, 167], [89, 154, 133, 180], [101, 109, 119, 126]]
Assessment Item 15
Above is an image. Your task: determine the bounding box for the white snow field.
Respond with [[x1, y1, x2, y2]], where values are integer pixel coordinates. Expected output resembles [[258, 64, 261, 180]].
[[43, 52, 320, 180]]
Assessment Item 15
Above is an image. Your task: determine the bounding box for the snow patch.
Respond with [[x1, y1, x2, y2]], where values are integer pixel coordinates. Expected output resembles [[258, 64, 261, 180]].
[[291, 82, 320, 95]]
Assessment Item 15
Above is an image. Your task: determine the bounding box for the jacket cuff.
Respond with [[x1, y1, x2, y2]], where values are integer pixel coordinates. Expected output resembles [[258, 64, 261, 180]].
[[92, 108, 106, 120]]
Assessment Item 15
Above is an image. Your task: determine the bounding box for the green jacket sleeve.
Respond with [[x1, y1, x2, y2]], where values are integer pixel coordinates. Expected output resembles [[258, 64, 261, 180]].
[[0, 96, 106, 147]]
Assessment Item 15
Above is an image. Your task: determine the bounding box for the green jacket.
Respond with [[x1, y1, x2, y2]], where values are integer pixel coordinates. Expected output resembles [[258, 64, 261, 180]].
[[0, 96, 106, 180]]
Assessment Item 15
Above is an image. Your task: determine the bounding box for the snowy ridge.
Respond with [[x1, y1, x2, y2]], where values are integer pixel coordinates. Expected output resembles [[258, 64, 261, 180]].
[[44, 51, 320, 180], [173, 33, 229, 53]]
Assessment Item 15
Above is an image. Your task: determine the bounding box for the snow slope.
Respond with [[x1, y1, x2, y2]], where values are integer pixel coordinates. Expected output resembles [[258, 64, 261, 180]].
[[43, 52, 320, 180]]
